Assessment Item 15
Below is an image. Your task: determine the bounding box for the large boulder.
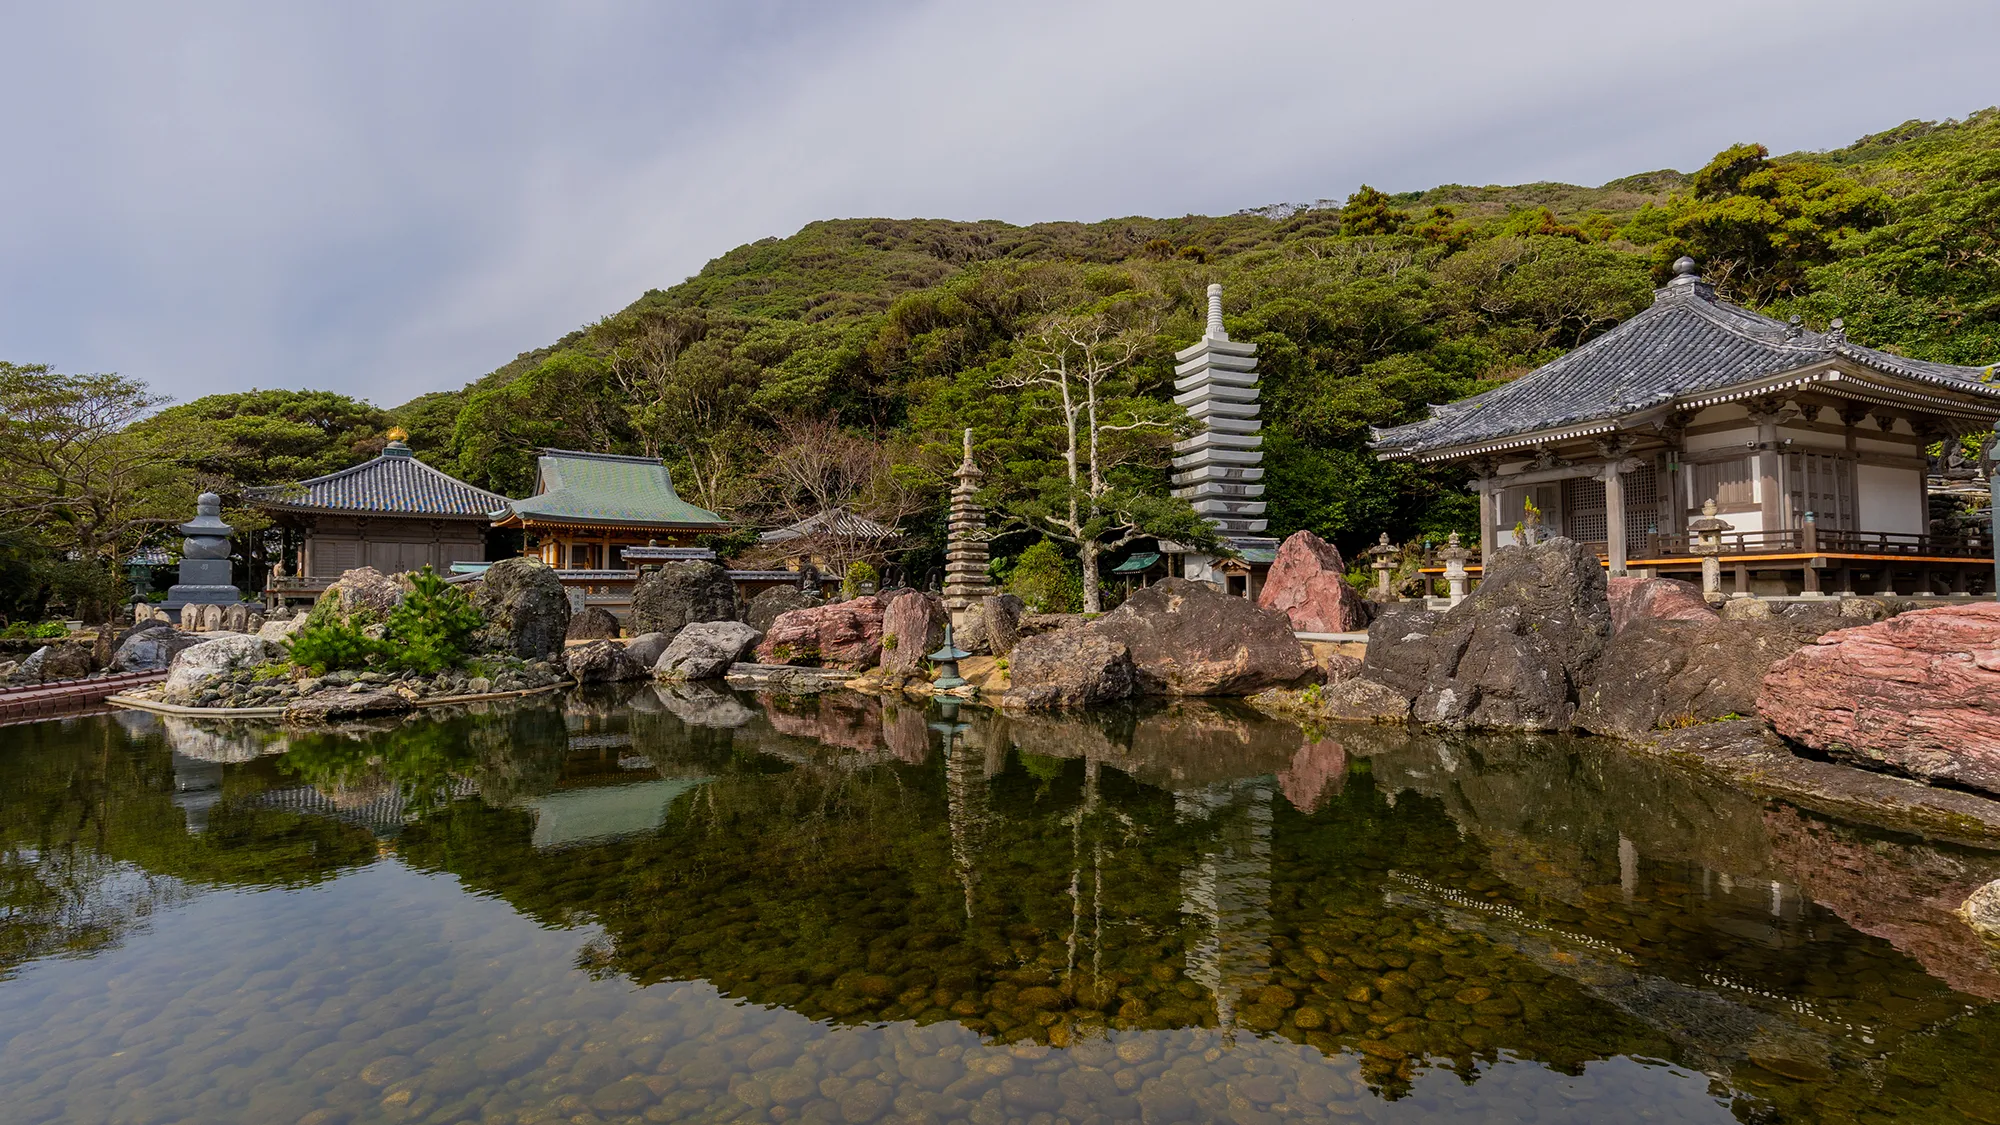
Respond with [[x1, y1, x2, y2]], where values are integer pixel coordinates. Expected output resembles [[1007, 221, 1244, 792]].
[[565, 639, 649, 684], [983, 594, 1026, 657], [1088, 578, 1311, 696], [880, 591, 948, 677], [259, 615, 311, 645], [565, 605, 622, 641], [14, 641, 95, 683], [632, 561, 738, 637], [1257, 530, 1372, 634], [1577, 616, 1829, 739], [472, 558, 571, 661], [654, 621, 762, 681], [110, 624, 204, 673], [754, 596, 886, 670], [746, 585, 818, 634], [1005, 628, 1136, 710], [1760, 603, 2000, 793], [1358, 538, 1610, 731], [622, 631, 674, 669], [163, 635, 278, 705], [318, 566, 405, 625], [1606, 576, 1717, 634]]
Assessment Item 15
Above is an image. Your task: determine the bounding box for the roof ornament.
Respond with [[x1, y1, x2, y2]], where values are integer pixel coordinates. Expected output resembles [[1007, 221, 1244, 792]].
[[1662, 255, 1715, 302], [1827, 317, 1847, 343], [1785, 314, 1803, 341], [1205, 283, 1228, 342]]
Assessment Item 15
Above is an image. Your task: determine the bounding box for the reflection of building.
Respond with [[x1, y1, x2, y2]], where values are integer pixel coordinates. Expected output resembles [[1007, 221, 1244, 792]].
[[522, 778, 707, 850], [248, 432, 509, 605], [1179, 777, 1274, 1038]]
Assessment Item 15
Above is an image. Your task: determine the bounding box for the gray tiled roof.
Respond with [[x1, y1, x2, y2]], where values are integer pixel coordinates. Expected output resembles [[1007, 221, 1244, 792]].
[[246, 443, 511, 519], [1373, 270, 2000, 460]]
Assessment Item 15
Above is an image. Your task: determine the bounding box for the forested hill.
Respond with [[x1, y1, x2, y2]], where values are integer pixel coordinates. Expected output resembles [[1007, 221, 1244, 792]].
[[381, 108, 2000, 555]]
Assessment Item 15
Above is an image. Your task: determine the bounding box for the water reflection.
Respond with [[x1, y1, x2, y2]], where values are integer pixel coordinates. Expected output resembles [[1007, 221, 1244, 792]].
[[2, 689, 1999, 1123]]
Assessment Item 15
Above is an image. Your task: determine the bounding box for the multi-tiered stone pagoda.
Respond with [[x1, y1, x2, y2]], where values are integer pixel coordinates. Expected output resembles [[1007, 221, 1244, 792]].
[[1166, 284, 1279, 595], [942, 429, 992, 621]]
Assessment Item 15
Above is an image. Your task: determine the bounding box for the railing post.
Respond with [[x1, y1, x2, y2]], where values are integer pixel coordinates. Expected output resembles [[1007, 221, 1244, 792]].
[[1802, 512, 1817, 553]]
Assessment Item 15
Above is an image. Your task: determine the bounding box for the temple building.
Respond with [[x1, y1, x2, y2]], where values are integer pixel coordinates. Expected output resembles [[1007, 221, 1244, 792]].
[[1372, 258, 2000, 596], [492, 449, 731, 570], [247, 430, 509, 605], [1163, 284, 1279, 595]]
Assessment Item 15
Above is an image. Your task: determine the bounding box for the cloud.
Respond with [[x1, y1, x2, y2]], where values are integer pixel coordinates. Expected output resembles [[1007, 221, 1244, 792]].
[[3, 0, 1995, 410]]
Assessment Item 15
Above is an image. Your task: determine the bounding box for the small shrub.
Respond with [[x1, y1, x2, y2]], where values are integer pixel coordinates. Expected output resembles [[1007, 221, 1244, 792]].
[[289, 620, 384, 675], [1300, 683, 1325, 706], [881, 634, 898, 651], [382, 567, 484, 675]]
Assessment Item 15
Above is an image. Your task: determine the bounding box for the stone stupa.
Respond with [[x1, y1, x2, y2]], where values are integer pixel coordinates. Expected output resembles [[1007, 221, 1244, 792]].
[[161, 492, 242, 620]]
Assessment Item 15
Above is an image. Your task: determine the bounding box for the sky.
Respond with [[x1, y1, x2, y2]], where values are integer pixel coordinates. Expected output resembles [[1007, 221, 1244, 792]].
[[4, 0, 1998, 410]]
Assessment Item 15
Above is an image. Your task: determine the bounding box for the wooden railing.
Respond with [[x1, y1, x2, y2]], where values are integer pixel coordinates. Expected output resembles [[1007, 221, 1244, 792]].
[[1602, 528, 1989, 560]]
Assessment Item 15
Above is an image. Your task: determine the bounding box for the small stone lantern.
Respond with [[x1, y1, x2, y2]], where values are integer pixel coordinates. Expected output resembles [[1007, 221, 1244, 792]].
[[929, 623, 971, 691], [1439, 531, 1474, 607], [1365, 533, 1400, 601], [1687, 498, 1734, 604]]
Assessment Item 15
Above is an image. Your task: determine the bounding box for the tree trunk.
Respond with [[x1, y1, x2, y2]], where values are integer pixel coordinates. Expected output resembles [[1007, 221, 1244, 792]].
[[1080, 540, 1102, 614]]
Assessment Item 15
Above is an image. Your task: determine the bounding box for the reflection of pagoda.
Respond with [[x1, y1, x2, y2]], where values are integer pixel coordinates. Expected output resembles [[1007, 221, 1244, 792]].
[[1178, 777, 1274, 1039]]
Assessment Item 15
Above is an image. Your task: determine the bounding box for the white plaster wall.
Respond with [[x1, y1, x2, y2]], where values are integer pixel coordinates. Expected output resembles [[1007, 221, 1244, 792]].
[[1856, 464, 1925, 535], [1684, 429, 1757, 454]]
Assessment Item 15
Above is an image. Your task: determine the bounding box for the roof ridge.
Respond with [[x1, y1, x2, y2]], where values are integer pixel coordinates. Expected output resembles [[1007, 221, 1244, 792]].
[[540, 448, 664, 465]]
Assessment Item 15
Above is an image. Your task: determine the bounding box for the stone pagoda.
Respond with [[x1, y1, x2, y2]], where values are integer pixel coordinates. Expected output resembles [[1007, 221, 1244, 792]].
[[1166, 284, 1280, 594], [942, 429, 992, 623], [162, 492, 242, 619]]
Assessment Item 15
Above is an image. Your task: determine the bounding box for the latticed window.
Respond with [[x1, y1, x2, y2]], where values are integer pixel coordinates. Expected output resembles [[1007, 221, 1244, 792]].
[[1561, 466, 1660, 544], [1786, 452, 1855, 530]]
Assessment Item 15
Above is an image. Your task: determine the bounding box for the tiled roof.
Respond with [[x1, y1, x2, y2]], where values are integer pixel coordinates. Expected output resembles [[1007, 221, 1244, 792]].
[[758, 508, 896, 544], [1373, 265, 2000, 461], [246, 442, 510, 519], [500, 450, 729, 529]]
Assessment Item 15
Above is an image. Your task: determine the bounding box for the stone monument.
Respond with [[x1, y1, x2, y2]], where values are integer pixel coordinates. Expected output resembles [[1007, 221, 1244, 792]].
[[161, 492, 242, 620], [1165, 284, 1279, 583], [942, 429, 992, 628]]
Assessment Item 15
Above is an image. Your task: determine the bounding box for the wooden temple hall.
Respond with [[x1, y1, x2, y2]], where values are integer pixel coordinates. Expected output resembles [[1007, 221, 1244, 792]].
[[1373, 259, 2000, 596], [492, 449, 730, 569]]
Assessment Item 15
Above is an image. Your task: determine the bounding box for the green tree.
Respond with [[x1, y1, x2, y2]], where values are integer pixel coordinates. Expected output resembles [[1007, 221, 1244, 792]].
[[1663, 142, 1890, 303]]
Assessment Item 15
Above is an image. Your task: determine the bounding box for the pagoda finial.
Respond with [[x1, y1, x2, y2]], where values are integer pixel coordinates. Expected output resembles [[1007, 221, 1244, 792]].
[[955, 428, 981, 480], [1205, 283, 1228, 342]]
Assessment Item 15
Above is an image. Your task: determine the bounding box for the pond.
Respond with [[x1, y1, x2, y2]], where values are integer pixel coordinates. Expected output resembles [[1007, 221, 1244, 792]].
[[3, 687, 2000, 1125]]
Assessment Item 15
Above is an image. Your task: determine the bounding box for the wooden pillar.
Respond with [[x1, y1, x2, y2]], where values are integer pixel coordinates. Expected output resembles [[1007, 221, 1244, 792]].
[[1752, 410, 1784, 531], [1603, 463, 1628, 576], [1476, 477, 1494, 572], [1803, 561, 1821, 595], [1733, 563, 1750, 597]]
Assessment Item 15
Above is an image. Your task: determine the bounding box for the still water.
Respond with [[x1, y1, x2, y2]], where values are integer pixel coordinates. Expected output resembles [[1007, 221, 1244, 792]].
[[4, 686, 2000, 1125]]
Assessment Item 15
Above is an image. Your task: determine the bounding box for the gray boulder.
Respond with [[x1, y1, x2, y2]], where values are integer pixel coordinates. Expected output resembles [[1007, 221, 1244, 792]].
[[632, 561, 738, 637], [163, 634, 278, 705], [259, 615, 311, 644], [472, 558, 570, 661], [654, 621, 762, 681], [566, 605, 622, 640], [1360, 537, 1610, 732], [317, 566, 405, 626], [747, 585, 818, 634], [1005, 628, 1136, 710], [880, 591, 948, 677], [284, 688, 414, 723], [15, 641, 95, 683], [622, 631, 673, 668], [565, 639, 649, 683], [1577, 615, 1835, 739], [1087, 578, 1312, 696], [111, 624, 204, 673], [1962, 880, 2000, 946]]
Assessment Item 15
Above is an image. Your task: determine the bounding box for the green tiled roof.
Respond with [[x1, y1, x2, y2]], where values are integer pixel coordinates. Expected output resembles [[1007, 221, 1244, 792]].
[[1111, 552, 1162, 574], [502, 450, 729, 529]]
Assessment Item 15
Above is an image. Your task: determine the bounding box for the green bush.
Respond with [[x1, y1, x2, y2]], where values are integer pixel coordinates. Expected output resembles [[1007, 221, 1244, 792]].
[[288, 619, 384, 675], [382, 568, 484, 675], [1, 621, 70, 639], [1006, 540, 1081, 613]]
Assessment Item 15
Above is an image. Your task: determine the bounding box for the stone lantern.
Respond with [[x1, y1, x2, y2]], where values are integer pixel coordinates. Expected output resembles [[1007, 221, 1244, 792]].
[[1439, 531, 1474, 607], [1364, 533, 1400, 601], [928, 623, 971, 691], [1687, 498, 1734, 604]]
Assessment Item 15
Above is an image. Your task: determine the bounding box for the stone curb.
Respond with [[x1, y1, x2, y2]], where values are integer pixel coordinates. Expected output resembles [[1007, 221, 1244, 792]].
[[106, 680, 574, 720]]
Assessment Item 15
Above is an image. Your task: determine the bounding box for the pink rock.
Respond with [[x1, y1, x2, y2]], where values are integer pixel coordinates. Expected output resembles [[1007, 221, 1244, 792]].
[[1606, 576, 1717, 634], [754, 596, 886, 671], [880, 591, 947, 677], [1760, 602, 2000, 794], [1257, 531, 1371, 634]]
